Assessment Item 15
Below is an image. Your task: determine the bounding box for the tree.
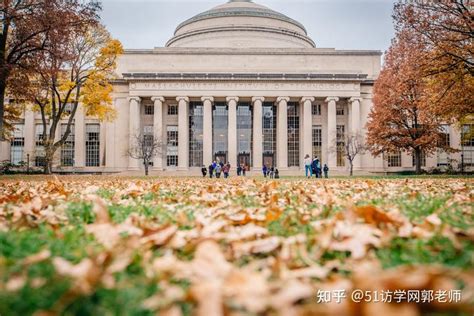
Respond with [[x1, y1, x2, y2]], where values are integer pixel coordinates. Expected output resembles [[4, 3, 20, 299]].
[[0, 0, 101, 140], [127, 133, 163, 176], [342, 133, 367, 177], [367, 30, 447, 175], [393, 1, 474, 123], [18, 24, 122, 173]]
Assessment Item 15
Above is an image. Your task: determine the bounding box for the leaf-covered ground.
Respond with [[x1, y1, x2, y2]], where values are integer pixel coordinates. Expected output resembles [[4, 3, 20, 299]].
[[0, 177, 473, 316]]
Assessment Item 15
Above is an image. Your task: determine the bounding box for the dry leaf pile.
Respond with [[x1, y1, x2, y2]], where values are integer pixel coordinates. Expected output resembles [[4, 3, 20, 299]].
[[0, 176, 473, 315]]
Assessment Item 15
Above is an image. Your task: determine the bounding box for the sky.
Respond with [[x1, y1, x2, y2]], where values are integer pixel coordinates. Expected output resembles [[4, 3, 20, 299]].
[[100, 0, 396, 52]]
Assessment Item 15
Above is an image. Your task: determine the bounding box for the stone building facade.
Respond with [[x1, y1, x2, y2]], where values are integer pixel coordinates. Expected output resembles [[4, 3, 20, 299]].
[[0, 0, 471, 174]]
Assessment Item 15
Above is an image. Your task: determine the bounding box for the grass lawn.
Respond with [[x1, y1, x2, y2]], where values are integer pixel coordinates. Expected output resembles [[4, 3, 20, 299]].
[[0, 176, 473, 315]]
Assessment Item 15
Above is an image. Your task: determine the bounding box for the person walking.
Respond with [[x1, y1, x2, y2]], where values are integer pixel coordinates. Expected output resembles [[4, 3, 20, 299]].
[[274, 168, 280, 179], [262, 165, 268, 178], [323, 164, 329, 178], [208, 164, 214, 178], [304, 154, 312, 178], [201, 165, 207, 177], [223, 163, 230, 178], [215, 163, 222, 178], [241, 164, 246, 176], [312, 157, 320, 178]]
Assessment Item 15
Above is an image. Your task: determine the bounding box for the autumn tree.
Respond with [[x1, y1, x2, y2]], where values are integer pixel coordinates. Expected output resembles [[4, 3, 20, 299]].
[[0, 0, 100, 140], [367, 31, 447, 174], [393, 1, 474, 123], [127, 133, 163, 176], [19, 24, 122, 173]]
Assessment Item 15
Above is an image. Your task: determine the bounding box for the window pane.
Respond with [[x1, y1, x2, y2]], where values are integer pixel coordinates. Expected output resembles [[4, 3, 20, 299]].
[[61, 124, 75, 167], [86, 123, 100, 167], [287, 102, 300, 167], [189, 102, 203, 167]]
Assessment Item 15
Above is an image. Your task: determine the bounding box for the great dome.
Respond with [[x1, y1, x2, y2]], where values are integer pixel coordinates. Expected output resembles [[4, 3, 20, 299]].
[[166, 0, 316, 48]]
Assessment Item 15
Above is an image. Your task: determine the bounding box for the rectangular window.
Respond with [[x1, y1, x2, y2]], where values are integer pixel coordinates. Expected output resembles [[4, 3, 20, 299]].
[[168, 104, 178, 116], [60, 124, 75, 167], [189, 102, 203, 167], [144, 105, 154, 115], [387, 151, 402, 167], [10, 124, 24, 165], [336, 105, 345, 116], [462, 124, 474, 166], [167, 125, 178, 167], [262, 102, 276, 162], [336, 125, 345, 167], [237, 102, 252, 168], [35, 124, 46, 167], [312, 125, 322, 160], [213, 103, 228, 161], [437, 125, 450, 166], [287, 102, 300, 167], [312, 104, 321, 116], [86, 123, 100, 167]]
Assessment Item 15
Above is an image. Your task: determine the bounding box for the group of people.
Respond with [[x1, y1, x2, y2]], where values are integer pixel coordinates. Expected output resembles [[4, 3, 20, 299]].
[[303, 154, 329, 178], [262, 165, 280, 179], [202, 161, 251, 178], [201, 155, 329, 179]]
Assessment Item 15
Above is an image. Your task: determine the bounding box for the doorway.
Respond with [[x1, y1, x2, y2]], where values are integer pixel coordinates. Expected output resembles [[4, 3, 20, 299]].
[[263, 153, 275, 169], [237, 153, 251, 171], [214, 152, 227, 164]]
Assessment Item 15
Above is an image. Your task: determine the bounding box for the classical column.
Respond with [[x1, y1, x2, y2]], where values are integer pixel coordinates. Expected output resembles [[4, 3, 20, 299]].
[[350, 97, 362, 135], [301, 97, 315, 162], [151, 96, 165, 170], [23, 108, 35, 164], [74, 104, 86, 168], [227, 97, 239, 169], [326, 97, 339, 169], [277, 97, 289, 170], [177, 96, 189, 170], [201, 96, 214, 166], [128, 97, 141, 170], [350, 97, 362, 170], [252, 97, 264, 170]]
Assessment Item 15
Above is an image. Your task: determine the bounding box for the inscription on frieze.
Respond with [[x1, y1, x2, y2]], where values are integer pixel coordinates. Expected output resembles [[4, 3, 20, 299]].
[[130, 81, 355, 91]]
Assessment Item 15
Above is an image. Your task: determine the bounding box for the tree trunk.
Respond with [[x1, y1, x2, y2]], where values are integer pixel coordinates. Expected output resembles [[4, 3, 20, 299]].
[[43, 145, 56, 174], [144, 161, 149, 176], [0, 73, 7, 141], [349, 161, 354, 177], [414, 147, 422, 175]]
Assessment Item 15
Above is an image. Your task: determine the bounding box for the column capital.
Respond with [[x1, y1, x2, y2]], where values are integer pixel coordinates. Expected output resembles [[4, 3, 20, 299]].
[[226, 96, 239, 103], [151, 96, 165, 103], [252, 96, 265, 103], [176, 96, 189, 103], [201, 96, 214, 103], [277, 96, 290, 103], [349, 97, 363, 103], [127, 96, 141, 103], [325, 96, 339, 103], [301, 96, 315, 103]]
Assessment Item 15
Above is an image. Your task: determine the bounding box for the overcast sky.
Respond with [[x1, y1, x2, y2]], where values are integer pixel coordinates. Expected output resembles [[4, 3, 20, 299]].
[[101, 0, 396, 52]]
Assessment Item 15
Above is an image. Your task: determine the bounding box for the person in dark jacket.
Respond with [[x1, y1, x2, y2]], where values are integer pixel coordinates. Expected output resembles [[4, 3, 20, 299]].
[[208, 164, 214, 178], [201, 165, 207, 177], [262, 165, 268, 177], [323, 164, 329, 178], [274, 168, 280, 179], [311, 157, 320, 178]]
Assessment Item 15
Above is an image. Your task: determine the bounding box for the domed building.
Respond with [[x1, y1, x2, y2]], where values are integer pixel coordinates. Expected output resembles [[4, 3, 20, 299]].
[[2, 0, 467, 174]]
